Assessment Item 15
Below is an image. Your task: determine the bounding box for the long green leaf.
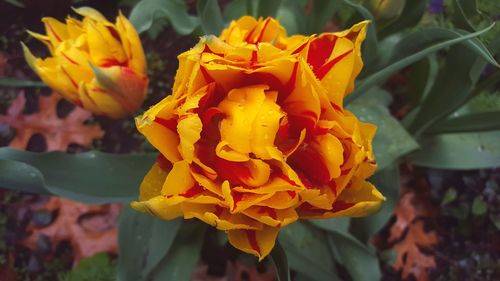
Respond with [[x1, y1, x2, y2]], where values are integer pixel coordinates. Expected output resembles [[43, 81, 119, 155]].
[[150, 222, 206, 281], [0, 78, 46, 88], [410, 130, 500, 169], [256, 0, 282, 18], [0, 148, 156, 204], [327, 233, 381, 281], [408, 45, 482, 135], [276, 0, 307, 35], [426, 112, 500, 134], [279, 222, 340, 281], [129, 0, 199, 35], [117, 207, 181, 281], [378, 0, 427, 38], [269, 241, 291, 281], [223, 0, 248, 21], [348, 23, 496, 104], [306, 0, 343, 34], [197, 0, 225, 35]]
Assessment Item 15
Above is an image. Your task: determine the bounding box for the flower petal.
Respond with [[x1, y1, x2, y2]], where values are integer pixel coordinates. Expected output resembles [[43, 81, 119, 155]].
[[227, 226, 280, 261]]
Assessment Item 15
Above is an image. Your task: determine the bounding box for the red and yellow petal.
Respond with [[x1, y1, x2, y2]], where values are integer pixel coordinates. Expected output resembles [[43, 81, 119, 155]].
[[227, 226, 280, 261]]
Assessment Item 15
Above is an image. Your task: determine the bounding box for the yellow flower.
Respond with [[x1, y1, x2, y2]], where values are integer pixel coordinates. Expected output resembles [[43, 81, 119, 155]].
[[22, 7, 147, 118], [132, 16, 384, 260]]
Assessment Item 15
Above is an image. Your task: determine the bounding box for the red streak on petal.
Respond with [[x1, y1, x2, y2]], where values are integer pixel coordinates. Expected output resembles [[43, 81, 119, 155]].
[[198, 83, 216, 111], [277, 174, 300, 187], [276, 118, 289, 142], [245, 25, 258, 43], [100, 58, 127, 68], [340, 169, 350, 176], [290, 146, 330, 184], [46, 21, 62, 42], [291, 41, 308, 55], [203, 44, 224, 57], [246, 230, 261, 255], [180, 183, 205, 198], [214, 205, 223, 217], [61, 52, 79, 65], [256, 18, 271, 42], [329, 181, 338, 196], [315, 49, 353, 80], [331, 201, 355, 213], [154, 116, 178, 132], [232, 191, 244, 211], [61, 66, 78, 89], [287, 191, 297, 198], [345, 31, 359, 41], [156, 154, 173, 171], [307, 36, 337, 71], [201, 107, 224, 127], [258, 206, 277, 220], [297, 172, 314, 189], [279, 62, 299, 103], [214, 157, 252, 186], [200, 66, 215, 83], [331, 102, 343, 112], [250, 50, 258, 66]]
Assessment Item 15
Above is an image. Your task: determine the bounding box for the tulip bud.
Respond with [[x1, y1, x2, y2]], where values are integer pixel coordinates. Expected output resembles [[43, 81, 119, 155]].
[[22, 7, 148, 118], [370, 0, 406, 20]]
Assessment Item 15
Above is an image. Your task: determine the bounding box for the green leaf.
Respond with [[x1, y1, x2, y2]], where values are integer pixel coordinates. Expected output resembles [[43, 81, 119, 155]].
[[276, 0, 307, 35], [150, 221, 206, 281], [442, 188, 458, 205], [342, 0, 378, 64], [0, 77, 46, 88], [129, 0, 199, 35], [451, 0, 482, 32], [405, 55, 439, 106], [116, 207, 181, 281], [350, 164, 400, 242], [256, 0, 282, 18], [269, 242, 291, 281], [378, 0, 427, 38], [223, 0, 248, 21], [306, 0, 343, 33], [327, 232, 381, 281], [0, 148, 156, 204], [426, 111, 500, 134], [310, 217, 350, 234], [60, 253, 115, 281], [0, 158, 50, 195], [197, 0, 225, 35], [279, 222, 340, 281], [408, 45, 485, 136], [347, 88, 419, 170], [348, 23, 497, 103], [472, 195, 488, 215], [410, 130, 500, 169]]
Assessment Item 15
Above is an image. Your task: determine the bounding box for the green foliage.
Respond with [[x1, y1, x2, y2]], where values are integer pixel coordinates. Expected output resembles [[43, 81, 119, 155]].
[[129, 0, 199, 35], [59, 253, 115, 281], [0, 148, 156, 203]]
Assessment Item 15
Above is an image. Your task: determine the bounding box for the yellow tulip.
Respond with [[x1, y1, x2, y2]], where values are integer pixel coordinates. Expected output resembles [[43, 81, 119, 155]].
[[22, 7, 148, 118], [132, 16, 384, 260]]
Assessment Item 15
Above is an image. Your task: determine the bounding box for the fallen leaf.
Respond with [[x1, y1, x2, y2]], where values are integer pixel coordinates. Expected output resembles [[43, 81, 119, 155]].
[[393, 221, 438, 281], [390, 187, 438, 281], [23, 197, 120, 262], [0, 92, 104, 151]]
